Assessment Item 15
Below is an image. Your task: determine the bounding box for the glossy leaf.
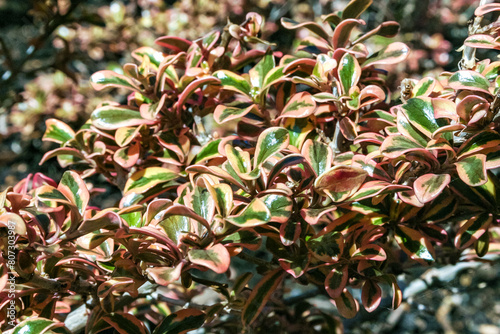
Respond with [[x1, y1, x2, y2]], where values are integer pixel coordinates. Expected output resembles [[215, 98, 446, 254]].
[[455, 154, 487, 187], [58, 171, 89, 216], [351, 244, 387, 261], [155, 36, 192, 52], [338, 53, 361, 94], [91, 105, 155, 130], [214, 103, 257, 124], [43, 119, 75, 144], [206, 183, 233, 218], [457, 130, 500, 157], [188, 244, 231, 274], [380, 135, 425, 158], [448, 70, 490, 94], [280, 18, 330, 42], [455, 213, 492, 249], [395, 225, 435, 264], [414, 173, 451, 204], [314, 165, 367, 202], [401, 97, 447, 138], [325, 266, 348, 299], [102, 313, 149, 334], [306, 231, 344, 262], [124, 167, 178, 194], [152, 309, 205, 334], [253, 127, 289, 168], [242, 268, 284, 325], [261, 194, 293, 223], [362, 42, 409, 67], [213, 70, 252, 96], [302, 140, 332, 176], [249, 49, 275, 89], [342, 0, 372, 19], [226, 198, 271, 227], [12, 318, 71, 334], [333, 289, 359, 319], [362, 280, 382, 313], [279, 92, 316, 119], [90, 70, 138, 91], [194, 139, 222, 163]]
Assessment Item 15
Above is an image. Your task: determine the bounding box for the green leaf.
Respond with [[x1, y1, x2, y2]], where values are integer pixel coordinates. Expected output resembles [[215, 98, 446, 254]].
[[333, 19, 364, 49], [401, 97, 447, 138], [314, 165, 367, 202], [325, 266, 348, 299], [455, 213, 492, 249], [160, 215, 189, 245], [155, 36, 192, 53], [91, 105, 155, 130], [242, 268, 284, 325], [342, 0, 373, 19], [194, 139, 222, 163], [177, 76, 220, 112], [302, 140, 332, 176], [279, 92, 316, 119], [285, 117, 315, 149], [338, 53, 361, 95], [190, 187, 215, 222], [280, 18, 330, 42], [362, 280, 382, 313], [464, 34, 498, 49], [43, 119, 75, 144], [351, 244, 387, 261], [333, 289, 359, 319], [58, 171, 89, 216], [249, 49, 275, 89], [39, 147, 86, 166], [414, 173, 451, 204], [412, 77, 436, 97], [90, 70, 138, 91], [214, 103, 257, 124], [12, 318, 71, 334], [260, 194, 293, 223], [213, 70, 252, 96], [362, 42, 409, 67], [253, 127, 289, 168], [102, 312, 149, 334], [306, 232, 343, 262], [448, 70, 491, 94], [455, 154, 487, 187], [380, 135, 425, 158], [152, 309, 205, 334], [226, 198, 271, 227], [206, 183, 233, 218], [146, 262, 183, 286], [457, 130, 500, 157], [262, 65, 287, 90], [222, 229, 261, 250], [395, 225, 435, 264], [188, 244, 230, 274], [124, 167, 178, 194]]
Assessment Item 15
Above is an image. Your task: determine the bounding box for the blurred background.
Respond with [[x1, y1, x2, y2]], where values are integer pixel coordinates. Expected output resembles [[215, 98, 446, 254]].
[[1, 1, 499, 333]]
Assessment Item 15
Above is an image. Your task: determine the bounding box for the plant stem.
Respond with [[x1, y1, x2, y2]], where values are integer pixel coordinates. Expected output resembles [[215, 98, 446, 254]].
[[460, 0, 489, 69]]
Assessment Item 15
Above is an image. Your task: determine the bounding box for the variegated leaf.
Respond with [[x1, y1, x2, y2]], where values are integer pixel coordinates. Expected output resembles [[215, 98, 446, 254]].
[[188, 244, 230, 274], [226, 198, 271, 227], [414, 173, 451, 204], [152, 309, 205, 334], [455, 213, 492, 249], [242, 268, 284, 325]]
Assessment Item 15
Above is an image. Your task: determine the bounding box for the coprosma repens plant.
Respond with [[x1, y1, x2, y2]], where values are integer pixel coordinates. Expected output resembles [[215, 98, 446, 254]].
[[2, 0, 500, 332]]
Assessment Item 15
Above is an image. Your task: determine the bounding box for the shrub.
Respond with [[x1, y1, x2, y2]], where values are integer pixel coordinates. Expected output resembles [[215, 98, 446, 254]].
[[2, 0, 500, 332]]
